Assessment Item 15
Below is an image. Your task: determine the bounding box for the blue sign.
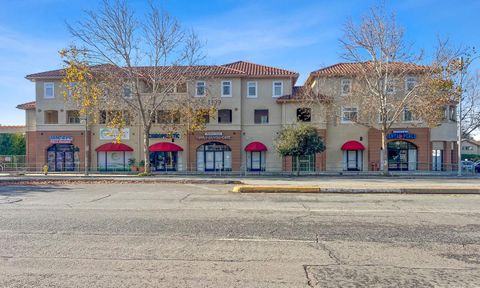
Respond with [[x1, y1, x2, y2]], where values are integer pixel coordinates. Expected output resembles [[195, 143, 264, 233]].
[[149, 132, 181, 139], [386, 130, 416, 139]]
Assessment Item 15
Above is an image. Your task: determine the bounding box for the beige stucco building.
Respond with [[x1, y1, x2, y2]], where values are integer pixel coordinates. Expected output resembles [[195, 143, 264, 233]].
[[17, 61, 459, 173]]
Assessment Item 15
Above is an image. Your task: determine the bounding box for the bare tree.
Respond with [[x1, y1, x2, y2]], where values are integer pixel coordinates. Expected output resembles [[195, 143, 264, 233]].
[[336, 4, 456, 172], [462, 72, 480, 139], [62, 0, 218, 174]]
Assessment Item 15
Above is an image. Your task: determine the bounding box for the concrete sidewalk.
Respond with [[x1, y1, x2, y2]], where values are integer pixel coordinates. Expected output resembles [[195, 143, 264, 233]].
[[1, 173, 479, 193]]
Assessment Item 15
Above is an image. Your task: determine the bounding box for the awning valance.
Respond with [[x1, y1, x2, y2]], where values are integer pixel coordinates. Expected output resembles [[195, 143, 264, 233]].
[[95, 143, 134, 152], [149, 142, 184, 152], [245, 141, 268, 152], [341, 140, 365, 151]]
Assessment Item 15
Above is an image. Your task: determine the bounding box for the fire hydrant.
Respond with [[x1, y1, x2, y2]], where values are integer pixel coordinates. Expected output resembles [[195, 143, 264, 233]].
[[42, 164, 49, 176]]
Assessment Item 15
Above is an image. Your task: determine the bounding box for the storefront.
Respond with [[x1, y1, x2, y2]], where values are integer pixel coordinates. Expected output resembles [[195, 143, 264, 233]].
[[387, 140, 418, 171], [196, 142, 232, 172], [47, 143, 80, 172], [149, 142, 183, 172], [341, 140, 364, 171], [245, 141, 267, 171], [96, 143, 133, 171]]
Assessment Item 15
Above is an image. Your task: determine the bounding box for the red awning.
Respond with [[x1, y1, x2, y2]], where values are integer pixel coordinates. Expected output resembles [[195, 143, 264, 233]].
[[95, 143, 134, 152], [245, 141, 268, 152], [341, 140, 365, 151], [149, 142, 184, 152]]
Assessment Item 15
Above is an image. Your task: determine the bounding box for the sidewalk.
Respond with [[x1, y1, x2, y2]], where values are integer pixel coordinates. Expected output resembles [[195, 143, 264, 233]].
[[0, 173, 479, 193]]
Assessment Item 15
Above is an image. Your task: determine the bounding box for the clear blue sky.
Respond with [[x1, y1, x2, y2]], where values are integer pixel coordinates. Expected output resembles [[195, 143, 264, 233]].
[[1, 0, 479, 125]]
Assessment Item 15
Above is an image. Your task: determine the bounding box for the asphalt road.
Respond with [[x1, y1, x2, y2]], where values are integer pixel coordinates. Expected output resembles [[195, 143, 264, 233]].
[[0, 183, 479, 287]]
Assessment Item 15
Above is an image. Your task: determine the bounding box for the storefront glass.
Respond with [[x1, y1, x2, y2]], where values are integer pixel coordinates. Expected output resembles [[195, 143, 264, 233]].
[[97, 151, 133, 171], [150, 151, 178, 171], [343, 150, 363, 171], [247, 151, 266, 171], [197, 142, 232, 172], [387, 141, 417, 171], [47, 144, 79, 172]]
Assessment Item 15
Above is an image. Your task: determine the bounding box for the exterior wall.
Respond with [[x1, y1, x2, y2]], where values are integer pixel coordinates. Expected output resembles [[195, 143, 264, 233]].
[[325, 123, 369, 171]]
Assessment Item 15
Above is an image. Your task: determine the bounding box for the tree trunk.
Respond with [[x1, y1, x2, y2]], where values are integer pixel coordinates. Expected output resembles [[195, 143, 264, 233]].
[[143, 127, 151, 174], [380, 130, 389, 174]]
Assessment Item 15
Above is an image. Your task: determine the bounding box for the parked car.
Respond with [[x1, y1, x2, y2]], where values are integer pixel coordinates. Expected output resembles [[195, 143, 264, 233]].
[[461, 160, 476, 173], [475, 161, 480, 173]]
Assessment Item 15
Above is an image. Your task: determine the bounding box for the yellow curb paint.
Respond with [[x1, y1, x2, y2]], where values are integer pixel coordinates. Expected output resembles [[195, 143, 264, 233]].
[[231, 185, 321, 193]]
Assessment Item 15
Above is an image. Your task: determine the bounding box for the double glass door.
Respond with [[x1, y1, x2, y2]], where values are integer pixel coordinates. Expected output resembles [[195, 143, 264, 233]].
[[151, 151, 177, 171], [197, 142, 232, 172]]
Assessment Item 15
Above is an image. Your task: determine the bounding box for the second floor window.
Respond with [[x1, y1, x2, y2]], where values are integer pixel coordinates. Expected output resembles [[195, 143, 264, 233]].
[[44, 83, 54, 99], [196, 81, 205, 97], [273, 81, 283, 97], [254, 109, 269, 124], [341, 107, 357, 123], [403, 108, 414, 122], [341, 79, 351, 95], [44, 110, 58, 124], [157, 110, 180, 124], [247, 81, 257, 98], [448, 106, 456, 121], [218, 109, 232, 124], [67, 110, 80, 124], [297, 108, 312, 122], [222, 81, 232, 97]]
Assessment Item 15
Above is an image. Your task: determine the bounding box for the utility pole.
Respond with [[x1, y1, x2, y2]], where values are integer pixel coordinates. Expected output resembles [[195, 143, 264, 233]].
[[457, 57, 464, 177]]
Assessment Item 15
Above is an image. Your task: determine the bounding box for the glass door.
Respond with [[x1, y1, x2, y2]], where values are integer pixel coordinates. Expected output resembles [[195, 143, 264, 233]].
[[205, 152, 215, 171]]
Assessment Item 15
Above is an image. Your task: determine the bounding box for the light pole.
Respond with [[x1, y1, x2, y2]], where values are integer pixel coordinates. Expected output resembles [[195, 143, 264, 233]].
[[457, 57, 463, 176]]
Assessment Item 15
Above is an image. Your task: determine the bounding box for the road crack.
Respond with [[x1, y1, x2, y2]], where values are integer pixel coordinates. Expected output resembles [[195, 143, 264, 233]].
[[89, 194, 111, 203]]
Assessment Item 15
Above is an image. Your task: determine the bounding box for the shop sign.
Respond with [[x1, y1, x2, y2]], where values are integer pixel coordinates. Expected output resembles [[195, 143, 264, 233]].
[[49, 136, 73, 144], [387, 130, 416, 140], [149, 132, 181, 139], [196, 131, 231, 140], [99, 128, 130, 140]]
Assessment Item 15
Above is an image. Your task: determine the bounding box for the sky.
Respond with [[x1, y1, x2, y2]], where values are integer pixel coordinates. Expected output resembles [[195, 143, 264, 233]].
[[0, 0, 479, 125]]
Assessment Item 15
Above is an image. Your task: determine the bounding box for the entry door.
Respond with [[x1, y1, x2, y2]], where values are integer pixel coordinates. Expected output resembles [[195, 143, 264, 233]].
[[347, 151, 358, 170], [205, 152, 215, 171], [251, 152, 261, 170]]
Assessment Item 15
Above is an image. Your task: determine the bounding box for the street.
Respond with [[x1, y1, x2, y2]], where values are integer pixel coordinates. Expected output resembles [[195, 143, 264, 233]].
[[0, 183, 479, 287]]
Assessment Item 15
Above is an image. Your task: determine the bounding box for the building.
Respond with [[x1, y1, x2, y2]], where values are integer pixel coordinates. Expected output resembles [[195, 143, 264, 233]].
[[461, 140, 480, 156], [17, 61, 459, 173], [0, 125, 25, 134]]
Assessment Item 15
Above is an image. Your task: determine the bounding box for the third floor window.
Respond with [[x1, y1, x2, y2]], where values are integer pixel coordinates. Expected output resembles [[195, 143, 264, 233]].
[[273, 81, 283, 97], [247, 81, 257, 98], [222, 81, 232, 97], [44, 83, 54, 99], [196, 81, 205, 97], [341, 79, 351, 95]]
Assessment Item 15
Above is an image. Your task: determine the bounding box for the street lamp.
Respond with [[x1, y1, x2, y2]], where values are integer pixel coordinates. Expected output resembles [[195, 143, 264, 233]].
[[80, 113, 89, 176]]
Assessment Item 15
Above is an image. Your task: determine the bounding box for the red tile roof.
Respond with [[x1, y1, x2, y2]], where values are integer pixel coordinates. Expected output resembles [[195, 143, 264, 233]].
[[310, 61, 428, 77], [25, 61, 296, 81], [16, 101, 36, 110], [222, 61, 299, 78], [0, 125, 25, 129]]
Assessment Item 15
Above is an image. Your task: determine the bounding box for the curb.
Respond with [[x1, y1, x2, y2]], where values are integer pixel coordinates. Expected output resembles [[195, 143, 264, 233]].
[[231, 185, 480, 194]]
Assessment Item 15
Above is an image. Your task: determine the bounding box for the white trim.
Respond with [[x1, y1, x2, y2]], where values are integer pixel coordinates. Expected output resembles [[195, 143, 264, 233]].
[[221, 80, 232, 97], [272, 80, 283, 98], [44, 82, 55, 99], [195, 81, 206, 97], [247, 81, 257, 98]]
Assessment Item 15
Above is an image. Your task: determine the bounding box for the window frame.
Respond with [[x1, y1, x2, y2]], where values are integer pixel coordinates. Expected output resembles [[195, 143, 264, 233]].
[[247, 81, 258, 98], [385, 79, 396, 95], [195, 81, 206, 97], [254, 109, 269, 124], [66, 110, 81, 124], [221, 80, 232, 97], [44, 110, 59, 124], [341, 106, 358, 124], [340, 79, 352, 96], [272, 81, 283, 98], [44, 82, 55, 99], [402, 108, 414, 122]]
